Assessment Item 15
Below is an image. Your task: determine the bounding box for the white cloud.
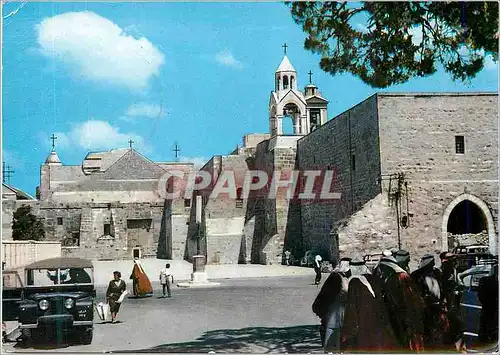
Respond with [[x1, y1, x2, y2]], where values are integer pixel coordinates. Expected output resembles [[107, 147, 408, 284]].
[[36, 11, 164, 91], [215, 49, 243, 69], [125, 103, 167, 118], [179, 156, 207, 169], [44, 120, 151, 153]]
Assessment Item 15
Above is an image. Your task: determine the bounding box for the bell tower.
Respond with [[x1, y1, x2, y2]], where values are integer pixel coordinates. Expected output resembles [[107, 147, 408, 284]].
[[304, 70, 328, 132], [269, 45, 328, 137]]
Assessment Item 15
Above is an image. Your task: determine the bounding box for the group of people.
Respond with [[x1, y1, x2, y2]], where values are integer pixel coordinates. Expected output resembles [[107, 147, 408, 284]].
[[104, 260, 175, 323], [312, 249, 499, 353]]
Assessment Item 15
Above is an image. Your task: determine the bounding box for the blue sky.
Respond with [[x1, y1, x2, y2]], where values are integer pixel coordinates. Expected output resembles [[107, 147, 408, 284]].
[[2, 2, 498, 196]]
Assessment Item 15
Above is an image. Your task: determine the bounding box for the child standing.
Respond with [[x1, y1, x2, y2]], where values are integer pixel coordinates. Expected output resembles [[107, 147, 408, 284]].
[[159, 264, 174, 298]]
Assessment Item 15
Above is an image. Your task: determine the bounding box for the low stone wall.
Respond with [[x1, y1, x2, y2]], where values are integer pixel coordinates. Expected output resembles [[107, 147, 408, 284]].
[[448, 231, 489, 249]]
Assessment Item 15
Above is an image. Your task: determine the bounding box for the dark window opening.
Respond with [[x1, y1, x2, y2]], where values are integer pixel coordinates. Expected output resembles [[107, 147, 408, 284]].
[[63, 232, 80, 247], [184, 199, 191, 208], [447, 200, 487, 235], [72, 232, 80, 246], [283, 75, 289, 90], [310, 109, 320, 132], [455, 136, 465, 154], [104, 223, 111, 236], [290, 76, 294, 88], [351, 155, 356, 171], [57, 217, 63, 226]]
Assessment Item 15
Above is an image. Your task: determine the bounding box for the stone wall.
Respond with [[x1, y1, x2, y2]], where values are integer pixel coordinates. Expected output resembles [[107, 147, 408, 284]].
[[377, 93, 498, 260], [449, 231, 489, 249], [2, 199, 16, 240], [296, 93, 498, 266], [188, 154, 250, 264], [297, 95, 381, 262]]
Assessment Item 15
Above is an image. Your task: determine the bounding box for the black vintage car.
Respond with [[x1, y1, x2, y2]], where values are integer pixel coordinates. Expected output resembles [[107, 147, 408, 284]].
[[3, 269, 24, 321], [16, 257, 96, 344], [457, 255, 498, 350]]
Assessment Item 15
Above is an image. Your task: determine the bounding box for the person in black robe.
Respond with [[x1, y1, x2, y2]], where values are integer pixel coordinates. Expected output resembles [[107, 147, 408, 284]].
[[106, 271, 126, 323], [393, 249, 411, 273], [411, 254, 453, 350], [439, 251, 465, 351], [312, 257, 351, 351], [372, 255, 425, 352], [478, 264, 498, 346], [340, 259, 400, 353]]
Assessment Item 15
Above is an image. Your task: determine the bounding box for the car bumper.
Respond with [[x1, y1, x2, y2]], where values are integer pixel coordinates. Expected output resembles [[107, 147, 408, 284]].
[[20, 320, 92, 329]]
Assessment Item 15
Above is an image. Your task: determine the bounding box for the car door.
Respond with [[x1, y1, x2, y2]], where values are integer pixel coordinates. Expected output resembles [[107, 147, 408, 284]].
[[2, 270, 24, 321], [459, 270, 489, 349]]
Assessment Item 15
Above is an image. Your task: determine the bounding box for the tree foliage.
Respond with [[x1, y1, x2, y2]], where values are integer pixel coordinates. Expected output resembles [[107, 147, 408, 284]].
[[288, 2, 498, 88], [12, 205, 45, 241]]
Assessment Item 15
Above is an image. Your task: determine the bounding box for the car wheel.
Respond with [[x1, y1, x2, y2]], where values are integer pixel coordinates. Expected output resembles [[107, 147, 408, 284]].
[[20, 328, 33, 343], [78, 327, 93, 345]]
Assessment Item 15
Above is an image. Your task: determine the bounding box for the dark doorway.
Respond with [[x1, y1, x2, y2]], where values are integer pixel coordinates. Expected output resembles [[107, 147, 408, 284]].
[[447, 200, 487, 235]]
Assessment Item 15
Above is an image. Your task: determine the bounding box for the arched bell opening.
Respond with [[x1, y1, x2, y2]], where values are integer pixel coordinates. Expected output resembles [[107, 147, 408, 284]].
[[283, 103, 301, 135]]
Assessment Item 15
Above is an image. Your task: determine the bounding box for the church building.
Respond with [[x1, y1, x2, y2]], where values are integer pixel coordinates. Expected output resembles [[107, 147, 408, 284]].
[[3, 50, 498, 267], [191, 52, 498, 267]]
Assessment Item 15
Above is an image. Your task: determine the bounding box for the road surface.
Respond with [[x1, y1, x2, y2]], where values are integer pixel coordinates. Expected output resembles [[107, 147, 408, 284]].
[[4, 276, 323, 353]]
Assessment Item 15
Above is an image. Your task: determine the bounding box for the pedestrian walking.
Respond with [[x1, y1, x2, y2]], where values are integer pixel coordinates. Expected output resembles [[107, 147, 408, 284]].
[[312, 257, 351, 352], [129, 258, 153, 298], [284, 250, 291, 266], [439, 251, 465, 351], [159, 263, 174, 298], [106, 271, 126, 324], [314, 254, 323, 285], [372, 254, 425, 352], [393, 249, 411, 273], [340, 258, 399, 352], [410, 254, 452, 350]]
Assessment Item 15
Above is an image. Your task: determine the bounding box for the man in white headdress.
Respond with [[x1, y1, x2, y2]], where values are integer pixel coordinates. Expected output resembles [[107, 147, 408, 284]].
[[314, 254, 323, 285], [411, 254, 459, 351], [372, 253, 425, 352], [340, 258, 399, 352], [312, 257, 351, 352]]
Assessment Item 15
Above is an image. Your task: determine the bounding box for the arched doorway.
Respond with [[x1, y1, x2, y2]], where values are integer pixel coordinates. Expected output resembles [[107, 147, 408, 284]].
[[441, 194, 496, 254]]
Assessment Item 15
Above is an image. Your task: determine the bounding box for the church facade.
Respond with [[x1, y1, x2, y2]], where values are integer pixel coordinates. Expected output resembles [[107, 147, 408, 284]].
[[3, 148, 195, 261], [3, 53, 498, 266], [191, 54, 498, 266]]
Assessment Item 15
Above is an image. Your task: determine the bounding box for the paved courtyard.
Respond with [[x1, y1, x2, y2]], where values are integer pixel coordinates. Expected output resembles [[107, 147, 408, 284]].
[[5, 275, 323, 353]]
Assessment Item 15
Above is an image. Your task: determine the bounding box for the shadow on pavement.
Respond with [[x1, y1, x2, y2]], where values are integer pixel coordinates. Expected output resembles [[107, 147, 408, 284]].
[[114, 324, 322, 353]]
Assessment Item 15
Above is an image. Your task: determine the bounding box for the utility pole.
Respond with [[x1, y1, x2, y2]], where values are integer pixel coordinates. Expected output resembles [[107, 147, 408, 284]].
[[2, 162, 15, 184], [379, 172, 404, 250], [195, 194, 202, 255], [394, 173, 405, 250]]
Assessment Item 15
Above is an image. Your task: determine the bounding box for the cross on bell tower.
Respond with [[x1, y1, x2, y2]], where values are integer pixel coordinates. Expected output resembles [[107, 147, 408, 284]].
[[173, 142, 180, 162], [50, 133, 57, 151], [128, 139, 134, 149], [308, 70, 313, 84], [282, 43, 288, 55]]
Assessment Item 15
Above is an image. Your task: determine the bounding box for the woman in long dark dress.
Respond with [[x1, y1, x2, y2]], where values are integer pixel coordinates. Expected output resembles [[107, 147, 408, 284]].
[[106, 271, 126, 323]]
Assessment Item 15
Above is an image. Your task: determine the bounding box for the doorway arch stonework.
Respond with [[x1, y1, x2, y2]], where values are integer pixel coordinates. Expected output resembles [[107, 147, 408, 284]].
[[441, 193, 496, 254]]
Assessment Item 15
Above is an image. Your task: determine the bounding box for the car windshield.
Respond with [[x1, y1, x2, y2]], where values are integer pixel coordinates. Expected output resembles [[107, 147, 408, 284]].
[[27, 267, 93, 286]]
